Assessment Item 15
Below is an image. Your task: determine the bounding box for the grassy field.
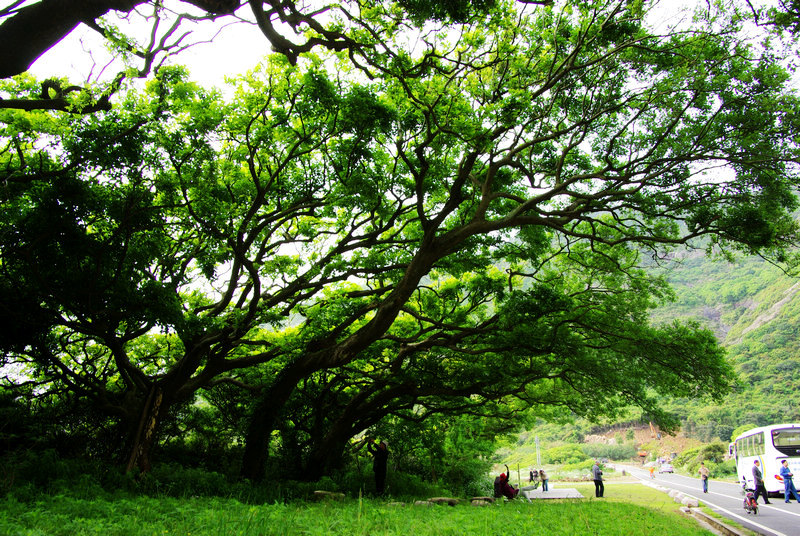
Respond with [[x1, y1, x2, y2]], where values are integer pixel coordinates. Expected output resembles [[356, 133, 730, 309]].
[[1, 481, 714, 536]]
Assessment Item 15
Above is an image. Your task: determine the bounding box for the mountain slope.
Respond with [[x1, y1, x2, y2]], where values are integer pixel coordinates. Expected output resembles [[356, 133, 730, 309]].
[[650, 252, 800, 441]]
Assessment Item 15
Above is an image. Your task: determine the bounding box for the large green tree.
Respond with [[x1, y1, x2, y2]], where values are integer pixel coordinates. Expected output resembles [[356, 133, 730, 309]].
[[2, 0, 799, 479]]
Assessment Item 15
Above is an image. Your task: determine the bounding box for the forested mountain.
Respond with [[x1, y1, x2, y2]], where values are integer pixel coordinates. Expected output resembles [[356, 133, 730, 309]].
[[650, 251, 800, 442]]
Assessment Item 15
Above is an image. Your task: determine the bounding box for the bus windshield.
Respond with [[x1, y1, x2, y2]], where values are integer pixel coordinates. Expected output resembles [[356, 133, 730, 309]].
[[771, 428, 800, 455]]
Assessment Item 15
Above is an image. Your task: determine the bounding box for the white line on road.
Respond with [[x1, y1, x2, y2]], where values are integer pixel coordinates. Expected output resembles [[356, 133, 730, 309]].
[[626, 470, 793, 536], [705, 492, 800, 520], [642, 471, 800, 520], [685, 495, 788, 536]]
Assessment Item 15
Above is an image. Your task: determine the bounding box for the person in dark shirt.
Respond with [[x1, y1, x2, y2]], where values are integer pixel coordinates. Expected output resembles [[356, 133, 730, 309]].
[[529, 469, 539, 489], [752, 460, 771, 504], [367, 439, 389, 495], [592, 460, 604, 497]]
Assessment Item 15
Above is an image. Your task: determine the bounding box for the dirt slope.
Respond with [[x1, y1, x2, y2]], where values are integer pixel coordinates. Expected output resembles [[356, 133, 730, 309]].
[[586, 425, 702, 460]]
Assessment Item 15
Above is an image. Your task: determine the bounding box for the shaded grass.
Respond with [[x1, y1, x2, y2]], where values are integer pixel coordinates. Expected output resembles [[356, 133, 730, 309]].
[[0, 487, 713, 536]]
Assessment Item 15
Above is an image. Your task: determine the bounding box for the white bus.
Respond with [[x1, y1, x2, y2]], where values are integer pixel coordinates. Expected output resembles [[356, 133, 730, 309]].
[[732, 424, 800, 494]]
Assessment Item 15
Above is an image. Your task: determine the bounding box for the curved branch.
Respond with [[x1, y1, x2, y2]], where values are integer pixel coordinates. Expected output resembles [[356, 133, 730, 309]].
[[0, 0, 140, 79]]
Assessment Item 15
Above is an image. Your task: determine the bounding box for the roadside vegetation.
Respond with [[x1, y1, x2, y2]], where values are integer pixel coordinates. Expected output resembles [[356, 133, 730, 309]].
[[497, 422, 739, 483], [0, 444, 720, 536], [1, 457, 713, 536], [2, 493, 715, 536]]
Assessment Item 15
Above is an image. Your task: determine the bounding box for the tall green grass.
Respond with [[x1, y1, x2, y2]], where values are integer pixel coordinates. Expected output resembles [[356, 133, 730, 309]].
[[0, 451, 713, 535], [1, 492, 712, 536]]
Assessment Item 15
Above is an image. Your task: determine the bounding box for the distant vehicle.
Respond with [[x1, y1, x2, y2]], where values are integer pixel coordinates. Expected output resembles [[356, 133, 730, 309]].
[[732, 423, 800, 494], [659, 463, 674, 473]]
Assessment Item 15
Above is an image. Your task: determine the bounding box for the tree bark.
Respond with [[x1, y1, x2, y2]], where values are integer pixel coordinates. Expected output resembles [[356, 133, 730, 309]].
[[125, 384, 164, 474], [0, 0, 242, 79], [302, 417, 365, 480], [303, 435, 350, 481], [239, 364, 309, 481], [0, 0, 140, 79]]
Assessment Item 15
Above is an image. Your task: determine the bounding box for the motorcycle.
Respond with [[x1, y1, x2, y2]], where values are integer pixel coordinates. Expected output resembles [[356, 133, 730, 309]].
[[742, 478, 759, 515]]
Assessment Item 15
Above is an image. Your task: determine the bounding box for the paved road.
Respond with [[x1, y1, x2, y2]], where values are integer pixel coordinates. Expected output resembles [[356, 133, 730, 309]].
[[618, 464, 800, 536]]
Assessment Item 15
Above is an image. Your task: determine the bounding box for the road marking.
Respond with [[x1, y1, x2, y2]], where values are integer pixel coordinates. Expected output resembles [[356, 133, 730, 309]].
[[691, 497, 789, 536], [625, 469, 795, 536], [630, 469, 800, 520], [706, 494, 800, 520]]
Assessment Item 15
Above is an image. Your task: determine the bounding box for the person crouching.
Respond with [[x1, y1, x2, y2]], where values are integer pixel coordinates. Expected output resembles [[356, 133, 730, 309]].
[[493, 470, 519, 499]]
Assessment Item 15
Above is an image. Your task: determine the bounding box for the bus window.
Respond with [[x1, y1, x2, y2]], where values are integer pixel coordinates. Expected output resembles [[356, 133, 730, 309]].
[[755, 432, 764, 455], [772, 428, 800, 456]]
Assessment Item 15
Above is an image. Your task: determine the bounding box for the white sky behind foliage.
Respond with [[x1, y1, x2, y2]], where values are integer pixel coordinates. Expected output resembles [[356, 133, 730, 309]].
[[19, 1, 695, 85], [24, 0, 798, 92], [27, 3, 270, 87]]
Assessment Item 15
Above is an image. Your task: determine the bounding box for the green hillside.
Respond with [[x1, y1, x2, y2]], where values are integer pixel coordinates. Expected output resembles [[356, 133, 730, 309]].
[[650, 251, 800, 442]]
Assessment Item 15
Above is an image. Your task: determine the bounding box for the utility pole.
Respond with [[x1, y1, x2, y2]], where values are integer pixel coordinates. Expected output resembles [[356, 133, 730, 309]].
[[535, 436, 541, 467]]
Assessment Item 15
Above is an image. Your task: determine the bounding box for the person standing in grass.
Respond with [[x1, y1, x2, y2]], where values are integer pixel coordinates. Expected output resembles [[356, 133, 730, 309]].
[[779, 460, 800, 503], [698, 462, 710, 493], [529, 469, 539, 489], [368, 439, 389, 495], [592, 460, 604, 497]]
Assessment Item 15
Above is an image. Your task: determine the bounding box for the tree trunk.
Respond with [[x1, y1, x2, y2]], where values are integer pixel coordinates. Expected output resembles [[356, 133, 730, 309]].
[[125, 384, 164, 474], [240, 365, 309, 481], [303, 426, 353, 481]]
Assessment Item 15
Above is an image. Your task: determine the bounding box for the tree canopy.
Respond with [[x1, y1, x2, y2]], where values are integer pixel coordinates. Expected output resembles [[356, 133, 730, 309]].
[[1, 0, 799, 481]]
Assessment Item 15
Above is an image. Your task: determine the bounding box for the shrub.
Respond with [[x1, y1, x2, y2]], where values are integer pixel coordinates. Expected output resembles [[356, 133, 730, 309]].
[[699, 442, 727, 464], [714, 459, 737, 478], [2, 448, 109, 496], [581, 442, 637, 461], [440, 457, 493, 497], [139, 463, 232, 497], [692, 459, 731, 480], [1, 447, 458, 505], [325, 466, 451, 499], [673, 446, 702, 468], [543, 444, 588, 464], [557, 458, 596, 479], [673, 442, 734, 477]]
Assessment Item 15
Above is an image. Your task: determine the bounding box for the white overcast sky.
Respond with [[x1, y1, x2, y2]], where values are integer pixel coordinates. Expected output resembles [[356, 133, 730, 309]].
[[27, 5, 270, 88], [24, 0, 689, 86], [23, 0, 797, 91]]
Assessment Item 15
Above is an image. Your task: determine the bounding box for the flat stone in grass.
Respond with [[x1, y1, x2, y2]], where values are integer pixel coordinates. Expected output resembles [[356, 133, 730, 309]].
[[471, 496, 495, 503], [414, 500, 435, 506], [312, 491, 345, 501], [471, 499, 492, 506], [386, 502, 406, 507], [428, 497, 460, 506], [681, 496, 699, 508]]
